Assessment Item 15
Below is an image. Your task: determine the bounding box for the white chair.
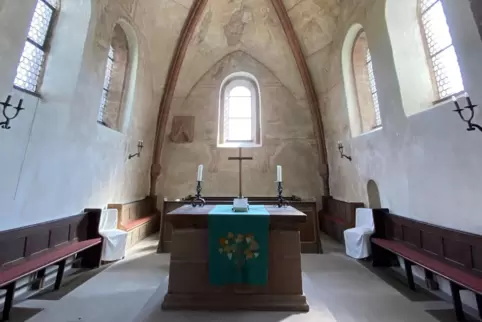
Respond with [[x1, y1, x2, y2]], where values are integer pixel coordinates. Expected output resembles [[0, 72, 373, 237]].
[[344, 208, 374, 259], [98, 209, 128, 262]]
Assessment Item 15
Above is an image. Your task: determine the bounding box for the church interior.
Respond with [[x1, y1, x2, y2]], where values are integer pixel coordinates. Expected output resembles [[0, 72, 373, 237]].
[[1, 0, 482, 321]]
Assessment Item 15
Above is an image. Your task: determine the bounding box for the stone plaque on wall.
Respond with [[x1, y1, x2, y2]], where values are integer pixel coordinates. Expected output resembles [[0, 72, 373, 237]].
[[169, 116, 194, 143]]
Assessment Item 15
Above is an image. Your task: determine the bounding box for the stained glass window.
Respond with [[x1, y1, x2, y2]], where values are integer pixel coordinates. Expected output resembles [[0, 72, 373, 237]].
[[98, 46, 115, 125], [420, 0, 464, 99], [14, 0, 59, 93], [366, 49, 381, 127]]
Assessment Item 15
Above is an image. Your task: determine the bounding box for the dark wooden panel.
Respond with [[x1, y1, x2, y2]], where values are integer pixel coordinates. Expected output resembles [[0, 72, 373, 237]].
[[0, 211, 102, 270], [50, 224, 70, 247], [0, 238, 25, 266], [421, 230, 442, 256], [372, 211, 482, 277], [25, 233, 50, 257], [402, 225, 421, 248], [443, 238, 471, 268], [472, 245, 482, 273]]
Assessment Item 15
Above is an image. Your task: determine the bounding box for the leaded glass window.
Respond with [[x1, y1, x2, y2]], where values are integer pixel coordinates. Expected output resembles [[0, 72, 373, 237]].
[[420, 0, 464, 99], [98, 46, 115, 125], [366, 49, 381, 127], [218, 75, 261, 147], [14, 0, 59, 93], [224, 85, 253, 141]]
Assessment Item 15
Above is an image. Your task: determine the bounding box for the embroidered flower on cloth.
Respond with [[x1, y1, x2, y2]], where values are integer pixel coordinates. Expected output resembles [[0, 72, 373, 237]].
[[218, 232, 260, 261]]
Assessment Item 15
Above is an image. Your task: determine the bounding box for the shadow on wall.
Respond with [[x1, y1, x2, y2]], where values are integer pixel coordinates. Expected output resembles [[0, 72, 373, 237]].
[[367, 180, 381, 209]]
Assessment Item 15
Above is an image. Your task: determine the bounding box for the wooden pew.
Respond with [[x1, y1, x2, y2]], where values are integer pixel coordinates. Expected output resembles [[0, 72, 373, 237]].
[[319, 196, 364, 243], [0, 210, 102, 321], [159, 197, 320, 254], [108, 197, 160, 249], [371, 212, 482, 321]]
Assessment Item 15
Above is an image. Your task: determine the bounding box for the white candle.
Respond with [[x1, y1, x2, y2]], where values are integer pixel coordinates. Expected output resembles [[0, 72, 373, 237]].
[[277, 165, 282, 182], [197, 164, 203, 181]]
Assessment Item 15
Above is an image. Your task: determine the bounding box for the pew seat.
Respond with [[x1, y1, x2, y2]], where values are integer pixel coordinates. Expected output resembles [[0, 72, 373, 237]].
[[0, 211, 102, 321], [371, 212, 482, 321], [319, 196, 364, 243], [108, 197, 160, 249]]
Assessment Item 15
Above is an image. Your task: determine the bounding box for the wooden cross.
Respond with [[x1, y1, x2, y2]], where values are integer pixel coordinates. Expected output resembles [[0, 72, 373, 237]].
[[228, 148, 253, 198]]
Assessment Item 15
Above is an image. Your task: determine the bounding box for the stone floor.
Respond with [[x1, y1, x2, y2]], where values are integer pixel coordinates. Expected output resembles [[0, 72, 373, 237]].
[[7, 234, 477, 322]]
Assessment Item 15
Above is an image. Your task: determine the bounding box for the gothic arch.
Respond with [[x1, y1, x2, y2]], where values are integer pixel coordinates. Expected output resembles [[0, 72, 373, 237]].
[[150, 0, 329, 196]]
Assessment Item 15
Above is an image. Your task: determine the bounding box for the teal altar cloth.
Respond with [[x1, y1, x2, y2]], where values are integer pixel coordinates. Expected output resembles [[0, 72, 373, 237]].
[[208, 205, 270, 286]]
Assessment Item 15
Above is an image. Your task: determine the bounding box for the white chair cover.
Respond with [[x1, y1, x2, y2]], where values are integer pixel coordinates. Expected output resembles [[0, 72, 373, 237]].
[[98, 209, 128, 261], [344, 208, 374, 259]]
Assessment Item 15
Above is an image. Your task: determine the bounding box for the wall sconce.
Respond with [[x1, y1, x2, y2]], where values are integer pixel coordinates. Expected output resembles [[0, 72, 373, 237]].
[[128, 140, 144, 159], [338, 141, 352, 161], [452, 93, 482, 132], [0, 95, 24, 130]]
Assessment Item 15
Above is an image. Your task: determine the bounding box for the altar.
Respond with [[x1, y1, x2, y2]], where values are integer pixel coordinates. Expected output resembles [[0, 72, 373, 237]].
[[161, 204, 309, 312]]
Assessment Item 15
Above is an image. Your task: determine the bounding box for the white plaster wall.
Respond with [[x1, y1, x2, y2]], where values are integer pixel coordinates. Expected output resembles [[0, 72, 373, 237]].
[[0, 0, 189, 231], [321, 0, 482, 235], [318, 0, 482, 308]]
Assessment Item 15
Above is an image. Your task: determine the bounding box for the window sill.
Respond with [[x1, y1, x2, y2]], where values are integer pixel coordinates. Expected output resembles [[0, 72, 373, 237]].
[[432, 91, 465, 108], [13, 85, 42, 99], [217, 142, 262, 148], [97, 121, 124, 136], [355, 125, 383, 138]]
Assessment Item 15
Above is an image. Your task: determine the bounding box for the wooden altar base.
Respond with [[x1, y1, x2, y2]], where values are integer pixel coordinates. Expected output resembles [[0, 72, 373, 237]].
[[162, 294, 309, 311], [161, 205, 309, 312]]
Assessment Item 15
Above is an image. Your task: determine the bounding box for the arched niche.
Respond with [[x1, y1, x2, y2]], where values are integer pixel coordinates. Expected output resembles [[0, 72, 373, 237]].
[[367, 179, 381, 209]]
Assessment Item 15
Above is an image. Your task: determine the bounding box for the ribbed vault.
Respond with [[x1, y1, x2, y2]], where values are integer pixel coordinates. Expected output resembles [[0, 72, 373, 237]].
[[150, 0, 339, 196]]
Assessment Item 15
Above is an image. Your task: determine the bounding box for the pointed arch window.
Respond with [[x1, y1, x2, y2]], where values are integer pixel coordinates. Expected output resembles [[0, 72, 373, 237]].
[[14, 0, 60, 94], [218, 74, 261, 147], [419, 0, 464, 99]]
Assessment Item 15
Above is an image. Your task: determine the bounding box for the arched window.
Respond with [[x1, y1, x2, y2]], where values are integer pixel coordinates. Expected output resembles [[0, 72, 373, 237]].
[[14, 0, 60, 94], [218, 73, 261, 147], [419, 0, 464, 99], [98, 24, 130, 131], [352, 30, 381, 133]]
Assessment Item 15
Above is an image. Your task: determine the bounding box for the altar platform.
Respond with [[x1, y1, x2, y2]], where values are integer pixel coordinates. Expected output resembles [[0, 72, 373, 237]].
[[161, 204, 309, 312]]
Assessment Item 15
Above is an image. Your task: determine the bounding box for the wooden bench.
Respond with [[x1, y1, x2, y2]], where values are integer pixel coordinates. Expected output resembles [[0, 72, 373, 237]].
[[0, 210, 103, 321], [319, 196, 364, 243], [371, 212, 482, 321], [108, 197, 160, 249]]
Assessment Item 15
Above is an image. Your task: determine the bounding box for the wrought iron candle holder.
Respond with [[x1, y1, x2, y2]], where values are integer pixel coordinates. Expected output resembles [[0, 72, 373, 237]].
[[0, 95, 24, 130], [452, 94, 482, 132], [128, 140, 144, 159], [337, 142, 352, 161], [192, 180, 206, 207], [276, 181, 289, 208]]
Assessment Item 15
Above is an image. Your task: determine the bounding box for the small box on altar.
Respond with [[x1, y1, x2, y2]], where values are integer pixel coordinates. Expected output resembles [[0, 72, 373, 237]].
[[232, 198, 249, 212]]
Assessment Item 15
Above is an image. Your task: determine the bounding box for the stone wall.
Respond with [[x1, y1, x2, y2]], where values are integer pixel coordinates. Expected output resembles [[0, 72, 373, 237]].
[[158, 0, 325, 200], [161, 51, 321, 199], [0, 0, 189, 231]]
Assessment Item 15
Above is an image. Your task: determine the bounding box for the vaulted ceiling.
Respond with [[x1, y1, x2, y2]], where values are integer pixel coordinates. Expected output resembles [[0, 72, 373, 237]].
[[150, 0, 341, 195]]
